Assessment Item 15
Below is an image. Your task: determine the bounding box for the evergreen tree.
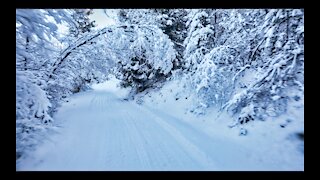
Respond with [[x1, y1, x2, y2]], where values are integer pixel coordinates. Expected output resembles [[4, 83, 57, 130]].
[[111, 25, 176, 98], [152, 9, 188, 69], [69, 9, 96, 38]]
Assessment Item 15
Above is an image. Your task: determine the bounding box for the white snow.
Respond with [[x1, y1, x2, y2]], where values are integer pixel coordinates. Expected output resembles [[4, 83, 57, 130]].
[[17, 78, 304, 171], [166, 20, 173, 26], [90, 75, 129, 99], [90, 9, 116, 29], [16, 9, 304, 171]]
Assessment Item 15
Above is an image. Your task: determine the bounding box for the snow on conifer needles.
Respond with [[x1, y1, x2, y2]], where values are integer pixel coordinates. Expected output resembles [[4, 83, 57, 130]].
[[16, 9, 303, 170]]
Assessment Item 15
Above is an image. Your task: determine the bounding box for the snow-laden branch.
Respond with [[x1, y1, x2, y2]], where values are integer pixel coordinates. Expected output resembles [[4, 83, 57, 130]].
[[48, 24, 171, 81], [232, 64, 250, 83], [48, 27, 113, 79]]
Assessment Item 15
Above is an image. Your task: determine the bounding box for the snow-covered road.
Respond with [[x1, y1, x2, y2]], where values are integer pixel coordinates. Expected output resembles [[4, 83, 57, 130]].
[[17, 91, 216, 170], [17, 88, 303, 171]]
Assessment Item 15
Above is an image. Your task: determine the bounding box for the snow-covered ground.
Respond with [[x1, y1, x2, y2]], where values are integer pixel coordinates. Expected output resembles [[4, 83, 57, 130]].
[[16, 77, 304, 171]]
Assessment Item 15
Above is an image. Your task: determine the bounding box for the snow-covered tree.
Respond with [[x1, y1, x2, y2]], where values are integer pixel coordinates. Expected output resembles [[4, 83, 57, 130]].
[[16, 71, 53, 160], [108, 25, 176, 97], [16, 9, 74, 161], [179, 9, 303, 130], [152, 9, 188, 69], [16, 9, 304, 156], [116, 9, 158, 26], [16, 9, 104, 161], [69, 9, 96, 38], [183, 9, 215, 71], [16, 9, 70, 72], [222, 9, 304, 127]]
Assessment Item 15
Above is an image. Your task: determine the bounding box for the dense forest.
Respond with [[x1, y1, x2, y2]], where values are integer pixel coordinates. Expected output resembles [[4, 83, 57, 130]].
[[16, 9, 304, 169]]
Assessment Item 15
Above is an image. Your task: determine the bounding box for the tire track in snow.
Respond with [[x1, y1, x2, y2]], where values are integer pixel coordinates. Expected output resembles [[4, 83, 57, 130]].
[[121, 110, 152, 169], [94, 94, 211, 170], [93, 92, 126, 169], [126, 116, 174, 169], [124, 103, 203, 170], [135, 106, 217, 169]]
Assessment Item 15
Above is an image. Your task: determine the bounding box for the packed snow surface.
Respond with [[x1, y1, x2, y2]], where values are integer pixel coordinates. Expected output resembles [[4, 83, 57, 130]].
[[17, 78, 303, 171]]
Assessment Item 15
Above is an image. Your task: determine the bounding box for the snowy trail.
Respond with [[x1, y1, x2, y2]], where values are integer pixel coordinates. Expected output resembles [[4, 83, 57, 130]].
[[17, 90, 213, 170], [17, 89, 299, 171]]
